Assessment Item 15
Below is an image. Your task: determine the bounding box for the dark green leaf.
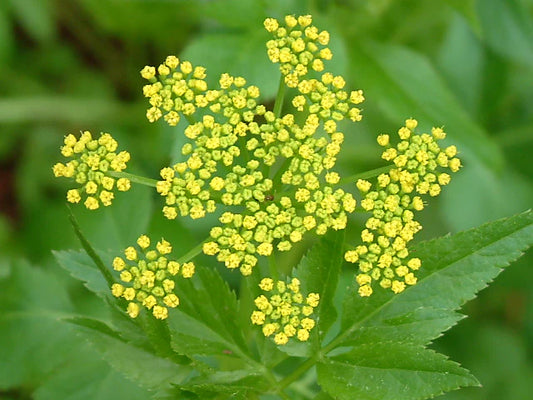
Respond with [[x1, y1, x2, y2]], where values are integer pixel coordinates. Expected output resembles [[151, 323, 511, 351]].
[[73, 319, 191, 392], [53, 250, 111, 299], [33, 342, 151, 400], [176, 369, 270, 397], [317, 342, 478, 400], [168, 267, 251, 360]]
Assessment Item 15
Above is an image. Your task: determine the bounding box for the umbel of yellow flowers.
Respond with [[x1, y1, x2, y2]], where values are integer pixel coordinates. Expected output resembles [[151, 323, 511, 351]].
[[53, 14, 461, 331], [251, 278, 320, 345], [345, 119, 461, 297], [111, 235, 195, 320], [140, 14, 363, 277], [53, 131, 131, 210]]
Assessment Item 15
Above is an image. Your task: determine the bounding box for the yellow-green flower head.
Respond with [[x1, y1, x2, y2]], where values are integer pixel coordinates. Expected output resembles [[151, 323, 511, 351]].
[[194, 112, 356, 275], [292, 74, 365, 126], [141, 56, 212, 125], [251, 277, 319, 345], [345, 119, 460, 297], [141, 53, 263, 128], [111, 235, 195, 320], [264, 15, 332, 88], [53, 131, 131, 210], [149, 19, 360, 276]]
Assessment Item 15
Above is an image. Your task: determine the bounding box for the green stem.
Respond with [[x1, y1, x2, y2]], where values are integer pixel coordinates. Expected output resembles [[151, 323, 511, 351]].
[[185, 114, 196, 125], [277, 356, 318, 391], [338, 164, 394, 186], [177, 237, 210, 263], [67, 206, 115, 287], [273, 74, 286, 118], [107, 171, 158, 188], [271, 158, 291, 189], [268, 253, 279, 281]]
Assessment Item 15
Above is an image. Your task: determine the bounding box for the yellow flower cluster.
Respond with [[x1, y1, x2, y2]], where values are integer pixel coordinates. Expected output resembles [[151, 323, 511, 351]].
[[251, 278, 319, 345], [292, 73, 364, 125], [141, 55, 213, 125], [264, 15, 332, 88], [53, 131, 131, 210], [345, 119, 461, 297], [111, 235, 195, 320], [201, 113, 357, 275], [143, 16, 362, 276], [142, 55, 261, 127]]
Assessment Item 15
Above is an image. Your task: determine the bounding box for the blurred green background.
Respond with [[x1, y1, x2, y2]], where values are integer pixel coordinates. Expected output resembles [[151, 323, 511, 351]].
[[0, 0, 532, 399]]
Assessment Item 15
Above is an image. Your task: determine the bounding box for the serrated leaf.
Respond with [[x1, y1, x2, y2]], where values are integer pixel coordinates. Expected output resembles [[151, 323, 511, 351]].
[[317, 342, 478, 400], [168, 267, 251, 361], [346, 41, 503, 171], [176, 368, 270, 396], [73, 319, 191, 392], [294, 231, 345, 341], [337, 210, 533, 348], [53, 249, 110, 299], [33, 342, 151, 400]]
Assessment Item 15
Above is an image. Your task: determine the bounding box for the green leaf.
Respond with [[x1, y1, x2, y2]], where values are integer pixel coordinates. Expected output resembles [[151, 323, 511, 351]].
[[345, 40, 504, 171], [477, 0, 533, 67], [317, 343, 478, 400], [337, 209, 533, 348], [0, 260, 73, 389], [168, 266, 250, 360], [53, 250, 111, 299], [0, 259, 151, 398], [313, 392, 335, 400], [176, 368, 270, 397], [71, 318, 191, 392], [33, 342, 151, 400], [294, 231, 345, 342]]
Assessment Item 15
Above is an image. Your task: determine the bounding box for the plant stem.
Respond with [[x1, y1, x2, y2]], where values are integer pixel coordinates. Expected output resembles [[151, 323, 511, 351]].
[[269, 253, 279, 281], [67, 206, 115, 287], [177, 237, 210, 263], [277, 355, 319, 390], [338, 164, 393, 186], [107, 171, 158, 188], [273, 74, 286, 118], [185, 114, 196, 125]]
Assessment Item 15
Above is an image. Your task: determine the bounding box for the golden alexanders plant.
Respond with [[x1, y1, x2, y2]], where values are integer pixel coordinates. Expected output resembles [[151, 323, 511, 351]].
[[53, 14, 533, 400]]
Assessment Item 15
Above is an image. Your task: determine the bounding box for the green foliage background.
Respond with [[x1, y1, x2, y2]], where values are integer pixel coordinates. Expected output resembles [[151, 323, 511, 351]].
[[0, 0, 532, 399]]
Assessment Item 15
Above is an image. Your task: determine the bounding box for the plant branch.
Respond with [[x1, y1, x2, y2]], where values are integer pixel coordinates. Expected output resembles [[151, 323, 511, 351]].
[[338, 164, 393, 186], [273, 74, 286, 118], [107, 171, 158, 188]]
